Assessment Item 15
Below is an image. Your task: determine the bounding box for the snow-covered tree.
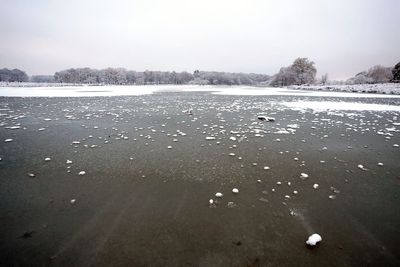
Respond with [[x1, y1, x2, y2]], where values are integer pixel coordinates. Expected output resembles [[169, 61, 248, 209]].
[[367, 65, 393, 83], [270, 67, 297, 86], [347, 65, 393, 84], [270, 57, 317, 86], [291, 57, 317, 85], [0, 68, 29, 82], [30, 75, 55, 83]]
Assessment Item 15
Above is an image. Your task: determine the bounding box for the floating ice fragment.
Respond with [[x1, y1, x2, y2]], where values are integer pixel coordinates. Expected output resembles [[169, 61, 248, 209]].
[[229, 153, 236, 157], [44, 157, 51, 162], [357, 164, 368, 171], [300, 173, 309, 179], [8, 126, 21, 130], [66, 160, 72, 164], [313, 184, 319, 189], [4, 139, 13, 142], [167, 146, 172, 149], [293, 190, 298, 194], [78, 171, 86, 176], [306, 234, 322, 246], [27, 173, 35, 178], [70, 199, 76, 205], [394, 144, 399, 148], [232, 188, 239, 194], [229, 136, 236, 141], [209, 199, 214, 205], [263, 166, 270, 170], [377, 162, 384, 166], [258, 116, 275, 122], [215, 192, 223, 198], [227, 202, 237, 208], [205, 136, 216, 140]]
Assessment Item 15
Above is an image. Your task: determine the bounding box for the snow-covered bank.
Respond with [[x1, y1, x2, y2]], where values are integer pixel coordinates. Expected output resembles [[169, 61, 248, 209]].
[[0, 82, 86, 88], [289, 83, 400, 95]]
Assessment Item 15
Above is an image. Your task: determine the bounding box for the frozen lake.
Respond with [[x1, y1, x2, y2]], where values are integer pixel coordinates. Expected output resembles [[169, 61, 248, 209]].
[[0, 86, 399, 266]]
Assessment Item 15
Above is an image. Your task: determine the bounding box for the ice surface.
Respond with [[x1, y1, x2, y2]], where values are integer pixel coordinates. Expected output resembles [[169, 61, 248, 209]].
[[1, 85, 400, 98]]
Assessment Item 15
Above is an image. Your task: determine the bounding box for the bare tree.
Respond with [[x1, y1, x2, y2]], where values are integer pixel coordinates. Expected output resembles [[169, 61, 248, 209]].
[[320, 73, 328, 85]]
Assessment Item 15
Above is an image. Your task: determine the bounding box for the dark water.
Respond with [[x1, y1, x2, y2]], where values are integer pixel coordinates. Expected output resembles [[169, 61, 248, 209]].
[[0, 93, 399, 266]]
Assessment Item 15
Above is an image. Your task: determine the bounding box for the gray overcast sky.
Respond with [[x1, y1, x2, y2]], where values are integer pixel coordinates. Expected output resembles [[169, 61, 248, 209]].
[[0, 0, 399, 79]]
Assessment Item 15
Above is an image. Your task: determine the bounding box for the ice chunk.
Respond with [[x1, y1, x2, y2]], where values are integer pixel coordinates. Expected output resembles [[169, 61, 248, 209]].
[[306, 234, 322, 246], [357, 164, 368, 171], [258, 116, 275, 122], [215, 192, 223, 198], [227, 202, 237, 208], [232, 188, 239, 194], [78, 171, 86, 176], [300, 173, 309, 179]]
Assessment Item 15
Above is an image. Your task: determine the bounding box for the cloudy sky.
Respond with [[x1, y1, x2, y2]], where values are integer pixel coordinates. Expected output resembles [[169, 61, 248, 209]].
[[1, 0, 399, 79]]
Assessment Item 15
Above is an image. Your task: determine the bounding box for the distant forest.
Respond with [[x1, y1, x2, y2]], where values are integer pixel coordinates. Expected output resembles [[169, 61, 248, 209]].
[[1, 58, 399, 85]]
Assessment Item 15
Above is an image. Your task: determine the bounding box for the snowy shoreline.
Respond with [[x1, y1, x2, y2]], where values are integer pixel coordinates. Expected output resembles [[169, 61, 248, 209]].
[[1, 82, 400, 95], [289, 83, 400, 95]]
